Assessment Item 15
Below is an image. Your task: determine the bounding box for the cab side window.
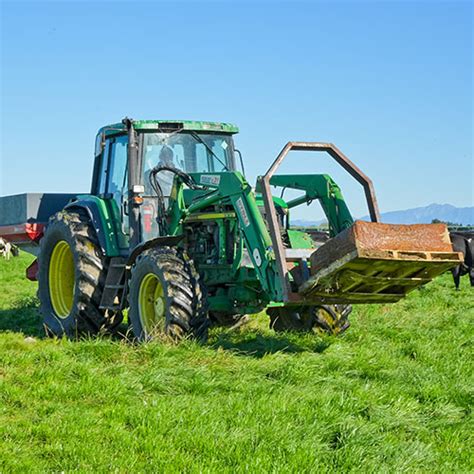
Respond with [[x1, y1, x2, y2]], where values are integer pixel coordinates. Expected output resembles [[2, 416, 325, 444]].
[[96, 139, 110, 195], [108, 135, 128, 196], [105, 134, 129, 248], [96, 135, 128, 196]]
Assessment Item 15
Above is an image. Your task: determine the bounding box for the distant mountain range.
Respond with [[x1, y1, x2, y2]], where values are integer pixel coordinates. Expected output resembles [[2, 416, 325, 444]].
[[292, 203, 474, 227]]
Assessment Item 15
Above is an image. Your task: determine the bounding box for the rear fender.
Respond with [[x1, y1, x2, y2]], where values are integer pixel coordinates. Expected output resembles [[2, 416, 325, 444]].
[[64, 196, 120, 257]]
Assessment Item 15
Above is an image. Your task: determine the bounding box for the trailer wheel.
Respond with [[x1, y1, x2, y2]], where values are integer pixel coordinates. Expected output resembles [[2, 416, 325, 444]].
[[268, 304, 351, 335], [38, 209, 122, 337], [128, 247, 209, 342]]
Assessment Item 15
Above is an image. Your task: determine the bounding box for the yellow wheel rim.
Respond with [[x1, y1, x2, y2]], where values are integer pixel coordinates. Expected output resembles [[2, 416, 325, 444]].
[[317, 308, 335, 328], [138, 273, 165, 335], [49, 240, 75, 318], [314, 307, 339, 335]]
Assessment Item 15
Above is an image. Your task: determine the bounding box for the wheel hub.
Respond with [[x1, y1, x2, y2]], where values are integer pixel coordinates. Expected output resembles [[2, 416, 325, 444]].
[[138, 273, 165, 334], [48, 240, 75, 318]]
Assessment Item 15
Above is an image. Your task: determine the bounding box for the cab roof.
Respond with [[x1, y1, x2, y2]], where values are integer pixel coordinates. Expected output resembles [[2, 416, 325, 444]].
[[99, 119, 239, 136]]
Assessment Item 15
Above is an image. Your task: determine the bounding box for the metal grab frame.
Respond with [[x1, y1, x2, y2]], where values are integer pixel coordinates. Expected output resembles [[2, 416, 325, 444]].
[[257, 142, 381, 302]]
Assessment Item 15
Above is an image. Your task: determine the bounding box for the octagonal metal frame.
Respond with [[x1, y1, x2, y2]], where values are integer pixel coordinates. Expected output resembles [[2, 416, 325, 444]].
[[258, 141, 380, 301]]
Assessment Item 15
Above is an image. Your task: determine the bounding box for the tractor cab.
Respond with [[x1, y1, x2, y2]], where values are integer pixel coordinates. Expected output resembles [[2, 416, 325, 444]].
[[91, 120, 240, 247]]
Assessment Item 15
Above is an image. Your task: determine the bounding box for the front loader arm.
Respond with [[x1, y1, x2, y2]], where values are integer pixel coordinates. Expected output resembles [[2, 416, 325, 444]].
[[167, 171, 287, 302], [269, 174, 354, 236]]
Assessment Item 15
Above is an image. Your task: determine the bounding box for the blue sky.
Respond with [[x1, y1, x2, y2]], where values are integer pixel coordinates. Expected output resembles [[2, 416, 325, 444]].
[[1, 0, 472, 220]]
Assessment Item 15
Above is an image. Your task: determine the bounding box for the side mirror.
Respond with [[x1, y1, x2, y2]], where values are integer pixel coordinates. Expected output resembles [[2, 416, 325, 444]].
[[100, 132, 106, 152], [94, 131, 107, 158], [235, 149, 245, 176]]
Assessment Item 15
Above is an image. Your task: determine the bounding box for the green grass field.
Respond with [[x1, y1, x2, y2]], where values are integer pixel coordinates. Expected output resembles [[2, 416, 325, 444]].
[[1, 253, 473, 472]]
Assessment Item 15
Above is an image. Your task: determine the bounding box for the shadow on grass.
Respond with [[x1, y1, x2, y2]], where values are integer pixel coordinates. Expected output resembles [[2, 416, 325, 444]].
[[0, 297, 129, 341], [0, 298, 332, 357], [0, 296, 45, 338], [210, 330, 332, 358]]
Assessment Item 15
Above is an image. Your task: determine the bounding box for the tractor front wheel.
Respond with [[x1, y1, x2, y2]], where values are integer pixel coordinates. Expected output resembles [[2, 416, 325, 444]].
[[209, 312, 246, 327], [268, 304, 351, 336], [128, 247, 209, 342]]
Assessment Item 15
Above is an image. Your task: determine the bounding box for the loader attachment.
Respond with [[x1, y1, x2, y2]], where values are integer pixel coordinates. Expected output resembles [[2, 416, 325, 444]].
[[259, 142, 462, 305], [299, 221, 462, 304]]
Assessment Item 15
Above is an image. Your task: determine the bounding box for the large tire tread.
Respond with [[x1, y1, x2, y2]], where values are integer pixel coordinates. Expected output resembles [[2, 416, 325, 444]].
[[269, 304, 352, 336], [128, 246, 209, 342], [38, 208, 122, 337]]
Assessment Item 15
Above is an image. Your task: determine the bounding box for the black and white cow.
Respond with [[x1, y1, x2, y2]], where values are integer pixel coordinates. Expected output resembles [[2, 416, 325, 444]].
[[0, 237, 19, 260], [450, 232, 474, 290]]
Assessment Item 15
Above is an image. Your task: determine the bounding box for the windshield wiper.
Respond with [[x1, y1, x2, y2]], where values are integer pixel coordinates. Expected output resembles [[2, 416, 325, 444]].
[[189, 131, 229, 172]]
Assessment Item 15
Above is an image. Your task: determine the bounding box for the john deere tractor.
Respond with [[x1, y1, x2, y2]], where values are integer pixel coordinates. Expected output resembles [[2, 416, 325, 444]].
[[3, 118, 460, 341]]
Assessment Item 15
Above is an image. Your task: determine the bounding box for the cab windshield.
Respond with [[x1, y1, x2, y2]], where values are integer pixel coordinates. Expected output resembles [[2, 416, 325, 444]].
[[142, 132, 235, 178]]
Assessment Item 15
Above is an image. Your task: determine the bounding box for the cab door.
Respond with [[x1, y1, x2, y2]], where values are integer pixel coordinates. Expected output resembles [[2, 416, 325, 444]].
[[94, 134, 130, 249]]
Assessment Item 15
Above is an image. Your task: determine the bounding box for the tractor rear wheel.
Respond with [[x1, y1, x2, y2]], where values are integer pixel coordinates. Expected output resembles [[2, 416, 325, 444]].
[[128, 247, 209, 342], [38, 209, 122, 337], [268, 304, 351, 335]]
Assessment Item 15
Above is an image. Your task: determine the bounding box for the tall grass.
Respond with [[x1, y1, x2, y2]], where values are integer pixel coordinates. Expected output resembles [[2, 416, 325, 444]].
[[0, 253, 473, 472]]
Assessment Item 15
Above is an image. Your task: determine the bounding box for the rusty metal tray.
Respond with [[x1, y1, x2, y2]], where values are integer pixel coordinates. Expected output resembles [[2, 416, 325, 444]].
[[299, 221, 462, 303]]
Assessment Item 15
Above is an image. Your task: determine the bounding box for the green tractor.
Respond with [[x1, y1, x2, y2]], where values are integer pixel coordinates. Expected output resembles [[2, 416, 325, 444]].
[[5, 118, 460, 341]]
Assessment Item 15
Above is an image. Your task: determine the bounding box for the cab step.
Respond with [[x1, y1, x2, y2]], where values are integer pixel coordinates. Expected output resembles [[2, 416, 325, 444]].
[[100, 257, 127, 310]]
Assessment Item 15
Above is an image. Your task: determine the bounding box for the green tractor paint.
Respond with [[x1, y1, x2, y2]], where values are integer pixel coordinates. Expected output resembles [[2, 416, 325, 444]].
[[8, 118, 461, 340]]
